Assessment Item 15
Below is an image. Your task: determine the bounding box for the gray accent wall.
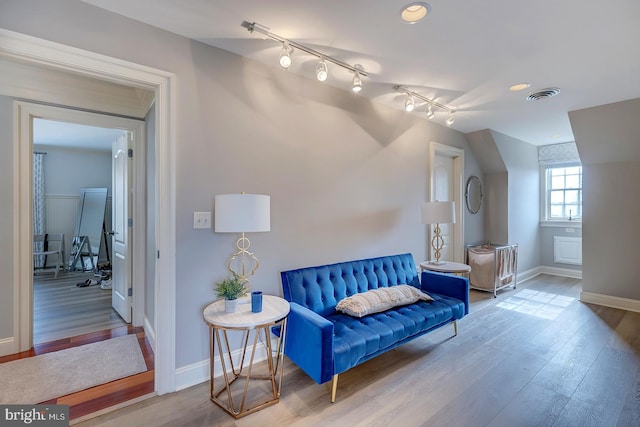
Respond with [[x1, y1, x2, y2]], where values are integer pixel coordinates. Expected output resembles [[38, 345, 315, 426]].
[[491, 131, 541, 273], [569, 98, 640, 300]]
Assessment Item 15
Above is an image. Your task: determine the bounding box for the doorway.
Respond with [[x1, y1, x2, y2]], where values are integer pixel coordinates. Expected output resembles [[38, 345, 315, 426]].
[[429, 142, 465, 262], [31, 117, 135, 344], [22, 103, 145, 345]]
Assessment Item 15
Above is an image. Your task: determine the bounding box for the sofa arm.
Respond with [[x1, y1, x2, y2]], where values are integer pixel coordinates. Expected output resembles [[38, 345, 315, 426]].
[[421, 271, 470, 315], [284, 302, 335, 384]]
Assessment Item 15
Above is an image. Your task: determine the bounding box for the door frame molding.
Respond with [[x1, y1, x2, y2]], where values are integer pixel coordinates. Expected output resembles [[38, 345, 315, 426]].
[[3, 28, 177, 394], [16, 102, 145, 330], [429, 142, 465, 263]]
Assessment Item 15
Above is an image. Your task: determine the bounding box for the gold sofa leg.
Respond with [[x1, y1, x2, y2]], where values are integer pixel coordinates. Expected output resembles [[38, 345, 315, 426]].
[[331, 374, 339, 403], [453, 320, 458, 336]]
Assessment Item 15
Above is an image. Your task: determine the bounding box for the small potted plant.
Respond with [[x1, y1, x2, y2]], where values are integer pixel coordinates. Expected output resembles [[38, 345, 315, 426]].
[[215, 273, 248, 313]]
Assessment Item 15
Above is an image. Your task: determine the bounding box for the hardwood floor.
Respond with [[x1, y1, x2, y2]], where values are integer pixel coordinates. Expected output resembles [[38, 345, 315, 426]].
[[34, 271, 127, 343], [0, 326, 155, 422], [76, 274, 640, 426]]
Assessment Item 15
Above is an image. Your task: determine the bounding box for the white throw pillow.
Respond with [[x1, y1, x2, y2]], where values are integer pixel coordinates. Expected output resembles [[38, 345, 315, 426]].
[[335, 285, 433, 318]]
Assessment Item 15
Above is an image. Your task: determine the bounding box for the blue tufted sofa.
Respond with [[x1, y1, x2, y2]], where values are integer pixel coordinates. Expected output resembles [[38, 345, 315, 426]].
[[280, 253, 469, 402]]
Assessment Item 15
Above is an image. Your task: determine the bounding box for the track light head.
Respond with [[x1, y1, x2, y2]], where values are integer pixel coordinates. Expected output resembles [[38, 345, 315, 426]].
[[279, 41, 293, 69], [352, 65, 363, 93], [426, 103, 435, 119], [316, 59, 328, 81], [404, 94, 415, 112], [446, 111, 455, 126]]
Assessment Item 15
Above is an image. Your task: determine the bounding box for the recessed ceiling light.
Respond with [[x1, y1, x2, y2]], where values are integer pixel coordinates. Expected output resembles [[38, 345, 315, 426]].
[[509, 83, 531, 92], [401, 2, 431, 23]]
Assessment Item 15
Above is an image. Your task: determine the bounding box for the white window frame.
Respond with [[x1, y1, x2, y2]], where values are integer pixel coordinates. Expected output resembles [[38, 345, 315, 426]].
[[540, 162, 583, 228]]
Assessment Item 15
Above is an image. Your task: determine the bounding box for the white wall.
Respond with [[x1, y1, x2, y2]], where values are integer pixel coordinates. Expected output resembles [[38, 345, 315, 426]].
[[0, 0, 483, 368]]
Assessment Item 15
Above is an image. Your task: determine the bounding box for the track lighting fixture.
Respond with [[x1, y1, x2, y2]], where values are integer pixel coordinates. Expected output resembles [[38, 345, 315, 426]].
[[426, 103, 435, 119], [446, 111, 455, 126], [394, 85, 458, 125], [404, 94, 415, 112], [352, 65, 363, 93], [279, 41, 293, 69], [242, 21, 368, 90], [316, 59, 328, 81]]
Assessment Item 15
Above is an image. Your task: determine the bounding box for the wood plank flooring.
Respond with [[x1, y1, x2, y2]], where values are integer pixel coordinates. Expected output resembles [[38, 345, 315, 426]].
[[70, 275, 639, 426], [34, 271, 127, 343], [0, 326, 155, 422]]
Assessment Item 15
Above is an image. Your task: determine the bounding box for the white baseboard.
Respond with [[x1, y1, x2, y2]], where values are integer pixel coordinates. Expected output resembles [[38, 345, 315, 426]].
[[515, 267, 541, 284], [516, 265, 583, 286], [539, 266, 582, 279], [0, 336, 15, 357], [144, 317, 156, 352], [175, 342, 269, 391], [580, 291, 640, 313]]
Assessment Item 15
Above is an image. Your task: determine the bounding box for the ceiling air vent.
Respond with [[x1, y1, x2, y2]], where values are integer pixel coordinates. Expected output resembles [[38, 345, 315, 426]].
[[526, 87, 560, 101]]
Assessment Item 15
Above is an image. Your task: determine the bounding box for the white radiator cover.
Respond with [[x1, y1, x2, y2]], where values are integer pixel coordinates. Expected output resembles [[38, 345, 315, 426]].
[[553, 236, 582, 265]]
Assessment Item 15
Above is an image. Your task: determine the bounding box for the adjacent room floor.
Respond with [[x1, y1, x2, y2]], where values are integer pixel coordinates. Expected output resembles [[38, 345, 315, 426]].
[[33, 270, 127, 344]]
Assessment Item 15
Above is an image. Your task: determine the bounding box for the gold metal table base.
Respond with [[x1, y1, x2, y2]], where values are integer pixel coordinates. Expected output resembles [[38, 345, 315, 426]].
[[208, 318, 287, 419]]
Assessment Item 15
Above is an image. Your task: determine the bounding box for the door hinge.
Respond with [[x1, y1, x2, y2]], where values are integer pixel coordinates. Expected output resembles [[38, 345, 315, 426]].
[[128, 218, 133, 227], [128, 148, 133, 158], [157, 250, 160, 259], [128, 288, 133, 297]]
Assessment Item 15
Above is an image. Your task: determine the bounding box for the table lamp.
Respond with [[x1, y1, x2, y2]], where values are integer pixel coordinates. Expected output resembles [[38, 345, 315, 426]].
[[214, 193, 270, 290], [421, 200, 455, 265]]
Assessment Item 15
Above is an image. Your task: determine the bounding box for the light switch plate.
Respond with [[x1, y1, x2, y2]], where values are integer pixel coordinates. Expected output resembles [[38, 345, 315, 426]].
[[193, 211, 212, 229]]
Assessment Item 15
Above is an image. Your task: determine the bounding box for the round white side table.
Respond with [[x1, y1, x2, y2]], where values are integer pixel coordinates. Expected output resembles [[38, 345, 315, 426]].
[[203, 295, 290, 418], [420, 261, 471, 277]]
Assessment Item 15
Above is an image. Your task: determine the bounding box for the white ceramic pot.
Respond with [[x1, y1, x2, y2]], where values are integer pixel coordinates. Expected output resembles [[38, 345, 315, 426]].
[[224, 298, 238, 313]]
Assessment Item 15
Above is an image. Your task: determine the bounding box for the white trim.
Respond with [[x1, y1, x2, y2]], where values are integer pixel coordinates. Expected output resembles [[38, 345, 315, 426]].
[[1, 28, 176, 395], [175, 343, 269, 392], [144, 316, 156, 352], [539, 266, 582, 279], [15, 102, 146, 337], [514, 265, 583, 286], [580, 291, 640, 313], [0, 337, 14, 357], [540, 221, 582, 228], [429, 142, 465, 263], [514, 266, 541, 284]]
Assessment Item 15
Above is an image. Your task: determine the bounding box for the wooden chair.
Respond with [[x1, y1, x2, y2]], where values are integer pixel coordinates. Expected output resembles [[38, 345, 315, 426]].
[[33, 233, 66, 278]]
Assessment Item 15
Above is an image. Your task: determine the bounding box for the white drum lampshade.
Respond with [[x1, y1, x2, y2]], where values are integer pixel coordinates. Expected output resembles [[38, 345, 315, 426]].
[[214, 194, 271, 287]]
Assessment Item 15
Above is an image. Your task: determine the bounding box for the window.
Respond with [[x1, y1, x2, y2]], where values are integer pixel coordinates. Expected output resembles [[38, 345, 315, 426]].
[[545, 164, 582, 221]]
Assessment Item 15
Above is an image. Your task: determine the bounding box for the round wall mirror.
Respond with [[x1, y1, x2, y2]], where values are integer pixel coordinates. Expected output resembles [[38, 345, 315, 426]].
[[465, 176, 483, 214]]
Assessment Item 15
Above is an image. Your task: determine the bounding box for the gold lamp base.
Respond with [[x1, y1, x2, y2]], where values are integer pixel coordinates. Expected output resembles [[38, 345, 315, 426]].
[[226, 232, 260, 291], [429, 223, 445, 264]]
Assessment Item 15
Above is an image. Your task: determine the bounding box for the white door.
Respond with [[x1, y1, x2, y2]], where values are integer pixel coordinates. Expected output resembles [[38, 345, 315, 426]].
[[112, 134, 132, 323], [432, 154, 455, 262], [429, 142, 465, 263]]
